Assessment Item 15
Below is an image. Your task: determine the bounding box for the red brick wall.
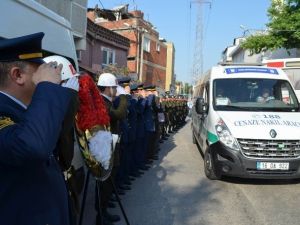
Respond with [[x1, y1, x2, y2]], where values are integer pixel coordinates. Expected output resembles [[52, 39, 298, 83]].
[[87, 11, 95, 21], [91, 13, 167, 89], [143, 64, 166, 89], [143, 39, 167, 67], [141, 37, 167, 88]]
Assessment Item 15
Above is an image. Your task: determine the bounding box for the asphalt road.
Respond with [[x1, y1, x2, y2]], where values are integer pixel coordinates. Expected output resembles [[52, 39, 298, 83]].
[[109, 119, 300, 225]]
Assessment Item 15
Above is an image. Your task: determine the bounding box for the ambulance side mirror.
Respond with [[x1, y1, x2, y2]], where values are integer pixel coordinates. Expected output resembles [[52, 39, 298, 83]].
[[195, 97, 207, 114]]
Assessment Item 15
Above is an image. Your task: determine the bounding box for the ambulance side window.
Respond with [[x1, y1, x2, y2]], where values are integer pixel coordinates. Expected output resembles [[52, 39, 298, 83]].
[[203, 83, 209, 111], [203, 84, 209, 103]]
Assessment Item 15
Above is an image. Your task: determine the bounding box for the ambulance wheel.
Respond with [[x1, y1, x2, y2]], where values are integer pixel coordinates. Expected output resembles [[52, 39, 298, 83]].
[[204, 148, 219, 180]]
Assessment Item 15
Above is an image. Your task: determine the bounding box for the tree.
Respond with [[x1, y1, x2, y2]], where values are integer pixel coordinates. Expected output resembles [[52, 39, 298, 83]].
[[183, 82, 193, 95], [241, 0, 300, 54]]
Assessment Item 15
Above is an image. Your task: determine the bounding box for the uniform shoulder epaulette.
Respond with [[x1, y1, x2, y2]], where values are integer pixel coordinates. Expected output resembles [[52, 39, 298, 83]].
[[0, 116, 15, 130]]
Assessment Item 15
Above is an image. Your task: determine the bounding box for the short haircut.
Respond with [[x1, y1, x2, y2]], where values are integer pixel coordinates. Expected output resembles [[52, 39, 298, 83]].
[[0, 61, 27, 87]]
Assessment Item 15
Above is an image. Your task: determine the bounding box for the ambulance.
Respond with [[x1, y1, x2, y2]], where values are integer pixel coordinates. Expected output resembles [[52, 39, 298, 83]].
[[192, 65, 300, 180]]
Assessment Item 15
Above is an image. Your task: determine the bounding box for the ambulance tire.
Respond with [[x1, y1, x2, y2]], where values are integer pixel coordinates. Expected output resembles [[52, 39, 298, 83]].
[[204, 148, 219, 180]]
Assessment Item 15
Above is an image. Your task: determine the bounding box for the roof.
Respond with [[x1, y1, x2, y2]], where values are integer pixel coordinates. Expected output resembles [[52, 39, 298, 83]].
[[87, 18, 130, 49], [208, 65, 289, 80]]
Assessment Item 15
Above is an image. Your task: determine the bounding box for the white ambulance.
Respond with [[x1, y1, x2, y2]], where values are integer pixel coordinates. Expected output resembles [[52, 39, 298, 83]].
[[192, 65, 300, 180]]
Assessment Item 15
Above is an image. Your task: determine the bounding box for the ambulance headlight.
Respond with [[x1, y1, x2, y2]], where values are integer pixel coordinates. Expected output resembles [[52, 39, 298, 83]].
[[215, 119, 240, 151]]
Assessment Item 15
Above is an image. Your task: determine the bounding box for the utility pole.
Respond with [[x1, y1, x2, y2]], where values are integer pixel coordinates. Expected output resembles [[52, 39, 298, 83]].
[[190, 0, 211, 83]]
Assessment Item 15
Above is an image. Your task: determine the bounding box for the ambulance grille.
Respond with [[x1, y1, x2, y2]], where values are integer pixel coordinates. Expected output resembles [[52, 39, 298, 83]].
[[238, 139, 300, 159]]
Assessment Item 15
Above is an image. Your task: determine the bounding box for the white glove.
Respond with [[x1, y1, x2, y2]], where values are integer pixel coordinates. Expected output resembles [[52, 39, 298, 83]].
[[116, 85, 127, 96], [61, 77, 79, 92]]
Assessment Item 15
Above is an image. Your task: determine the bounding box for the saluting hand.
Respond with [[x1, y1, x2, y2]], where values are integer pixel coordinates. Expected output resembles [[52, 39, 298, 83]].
[[61, 77, 79, 92], [32, 61, 63, 85]]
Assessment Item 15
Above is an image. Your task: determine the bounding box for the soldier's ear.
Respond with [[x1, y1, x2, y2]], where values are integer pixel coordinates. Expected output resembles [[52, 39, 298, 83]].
[[9, 66, 25, 85]]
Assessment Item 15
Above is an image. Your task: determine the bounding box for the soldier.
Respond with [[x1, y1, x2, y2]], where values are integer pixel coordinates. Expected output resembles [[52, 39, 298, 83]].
[[115, 77, 134, 192], [122, 81, 140, 179], [159, 95, 168, 142], [143, 85, 158, 162], [44, 55, 84, 225], [0, 33, 73, 225], [97, 73, 128, 224], [132, 84, 150, 172], [150, 86, 161, 156]]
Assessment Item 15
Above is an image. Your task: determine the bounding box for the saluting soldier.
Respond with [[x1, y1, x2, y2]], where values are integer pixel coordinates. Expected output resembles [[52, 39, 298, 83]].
[[0, 33, 73, 225], [132, 84, 150, 172], [44, 55, 84, 225], [97, 72, 127, 224], [115, 77, 133, 192]]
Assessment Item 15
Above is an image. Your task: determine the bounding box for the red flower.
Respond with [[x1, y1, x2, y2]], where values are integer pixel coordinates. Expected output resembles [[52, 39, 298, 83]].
[[77, 74, 110, 131]]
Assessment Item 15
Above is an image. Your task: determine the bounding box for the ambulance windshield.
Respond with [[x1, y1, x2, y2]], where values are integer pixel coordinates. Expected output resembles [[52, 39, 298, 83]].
[[213, 78, 299, 112]]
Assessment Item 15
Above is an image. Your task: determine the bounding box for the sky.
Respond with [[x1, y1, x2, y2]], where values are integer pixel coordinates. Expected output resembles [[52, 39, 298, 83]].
[[88, 0, 271, 83]]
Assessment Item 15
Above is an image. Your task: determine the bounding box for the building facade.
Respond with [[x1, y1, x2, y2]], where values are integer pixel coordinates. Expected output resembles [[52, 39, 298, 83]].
[[165, 42, 175, 92], [222, 36, 300, 64], [87, 6, 168, 89], [79, 18, 130, 76]]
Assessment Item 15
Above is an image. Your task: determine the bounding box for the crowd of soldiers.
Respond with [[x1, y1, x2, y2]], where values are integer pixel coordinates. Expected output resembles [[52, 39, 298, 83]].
[[0, 32, 189, 225], [92, 74, 189, 225]]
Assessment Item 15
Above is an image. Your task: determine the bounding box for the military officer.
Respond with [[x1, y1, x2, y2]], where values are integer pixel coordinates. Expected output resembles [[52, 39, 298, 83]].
[[133, 84, 149, 171], [0, 33, 73, 225], [115, 76, 133, 191], [44, 55, 83, 225], [143, 85, 158, 162]]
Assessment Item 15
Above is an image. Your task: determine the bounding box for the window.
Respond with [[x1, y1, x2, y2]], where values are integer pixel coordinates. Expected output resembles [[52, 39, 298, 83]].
[[156, 42, 160, 52], [127, 56, 136, 61], [213, 78, 299, 111], [102, 47, 115, 66], [143, 37, 150, 52]]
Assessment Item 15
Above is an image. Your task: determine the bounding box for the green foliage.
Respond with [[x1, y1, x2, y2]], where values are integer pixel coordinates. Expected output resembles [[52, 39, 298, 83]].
[[183, 82, 193, 95], [241, 0, 300, 54], [102, 64, 129, 76]]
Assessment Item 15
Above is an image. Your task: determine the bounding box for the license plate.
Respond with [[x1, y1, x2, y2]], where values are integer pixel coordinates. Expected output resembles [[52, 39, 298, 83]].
[[257, 162, 289, 170]]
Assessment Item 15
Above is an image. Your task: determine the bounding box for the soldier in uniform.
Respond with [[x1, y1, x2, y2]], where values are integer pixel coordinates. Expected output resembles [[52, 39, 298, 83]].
[[143, 85, 158, 162], [0, 33, 73, 225], [122, 80, 140, 179], [97, 73, 127, 225], [115, 77, 134, 191], [44, 55, 84, 225], [159, 95, 168, 142], [132, 84, 150, 171]]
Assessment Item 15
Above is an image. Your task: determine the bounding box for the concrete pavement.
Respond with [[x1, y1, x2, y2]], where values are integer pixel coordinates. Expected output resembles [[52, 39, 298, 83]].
[[109, 119, 300, 225], [80, 119, 300, 225]]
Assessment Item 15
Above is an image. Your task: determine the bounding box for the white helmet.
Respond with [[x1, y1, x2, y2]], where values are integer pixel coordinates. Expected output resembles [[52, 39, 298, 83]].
[[97, 73, 117, 87], [43, 55, 79, 81]]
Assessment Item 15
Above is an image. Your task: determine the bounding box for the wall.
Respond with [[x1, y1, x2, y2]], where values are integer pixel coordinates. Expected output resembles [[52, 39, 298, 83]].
[[79, 19, 129, 74], [165, 42, 175, 91], [143, 64, 166, 89], [35, 0, 87, 50], [90, 9, 167, 88]]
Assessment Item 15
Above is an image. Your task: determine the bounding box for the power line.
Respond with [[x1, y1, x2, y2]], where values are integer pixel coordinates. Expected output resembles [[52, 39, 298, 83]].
[[203, 0, 212, 43], [98, 0, 105, 9]]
